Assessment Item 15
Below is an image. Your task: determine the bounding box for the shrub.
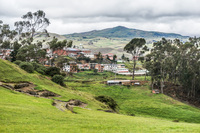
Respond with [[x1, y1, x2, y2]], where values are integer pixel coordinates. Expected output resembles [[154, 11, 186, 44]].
[[13, 60, 22, 66], [61, 72, 66, 77], [36, 68, 45, 75], [52, 75, 65, 86], [45, 67, 61, 77], [95, 95, 119, 111], [19, 62, 34, 73], [31, 62, 46, 71]]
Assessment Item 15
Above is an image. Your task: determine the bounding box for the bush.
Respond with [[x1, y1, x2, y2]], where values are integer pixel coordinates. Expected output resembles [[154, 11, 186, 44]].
[[95, 95, 119, 111], [36, 68, 45, 75], [45, 67, 61, 77], [52, 75, 65, 86], [19, 62, 34, 73], [61, 72, 66, 77], [13, 60, 22, 66], [29, 62, 47, 75]]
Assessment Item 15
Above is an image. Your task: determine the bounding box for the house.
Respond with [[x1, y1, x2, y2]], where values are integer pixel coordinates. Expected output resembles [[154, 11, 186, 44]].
[[77, 63, 90, 70], [69, 61, 78, 73], [102, 53, 117, 60], [107, 80, 144, 86], [53, 49, 68, 56], [63, 63, 70, 72], [0, 49, 13, 60], [115, 68, 131, 75], [96, 64, 104, 72], [103, 64, 118, 72], [63, 61, 78, 73]]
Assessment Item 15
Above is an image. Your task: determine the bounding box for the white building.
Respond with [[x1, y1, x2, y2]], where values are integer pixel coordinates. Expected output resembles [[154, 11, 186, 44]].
[[103, 64, 118, 72], [115, 68, 132, 75], [63, 63, 70, 72]]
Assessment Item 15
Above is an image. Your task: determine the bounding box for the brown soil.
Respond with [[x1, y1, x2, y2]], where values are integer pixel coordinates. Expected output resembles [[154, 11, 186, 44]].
[[52, 99, 87, 113]]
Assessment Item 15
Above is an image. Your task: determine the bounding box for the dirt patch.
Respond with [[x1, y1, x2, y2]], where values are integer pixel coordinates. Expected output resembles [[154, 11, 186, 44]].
[[0, 82, 60, 98], [38, 90, 59, 97], [14, 83, 30, 89], [52, 99, 87, 113], [66, 99, 87, 108]]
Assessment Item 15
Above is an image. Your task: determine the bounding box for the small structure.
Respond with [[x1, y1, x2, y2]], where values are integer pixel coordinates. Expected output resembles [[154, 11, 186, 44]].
[[103, 64, 118, 72], [0, 49, 13, 60], [96, 64, 104, 73], [63, 61, 78, 73], [152, 89, 160, 94], [63, 63, 70, 72], [107, 80, 143, 86], [69, 61, 78, 73]]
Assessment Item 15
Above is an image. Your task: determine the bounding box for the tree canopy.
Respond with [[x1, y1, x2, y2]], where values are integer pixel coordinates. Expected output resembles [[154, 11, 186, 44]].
[[14, 10, 50, 39]]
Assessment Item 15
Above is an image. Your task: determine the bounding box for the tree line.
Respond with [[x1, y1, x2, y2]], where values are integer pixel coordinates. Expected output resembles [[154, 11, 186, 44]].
[[124, 37, 200, 99]]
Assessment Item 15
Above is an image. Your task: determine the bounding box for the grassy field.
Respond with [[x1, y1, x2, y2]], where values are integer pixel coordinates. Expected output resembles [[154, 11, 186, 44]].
[[1, 59, 200, 132], [66, 70, 150, 81], [1, 87, 200, 133], [65, 71, 200, 123]]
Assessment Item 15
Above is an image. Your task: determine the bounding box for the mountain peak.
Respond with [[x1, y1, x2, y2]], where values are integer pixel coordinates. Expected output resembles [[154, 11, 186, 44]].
[[113, 26, 128, 29]]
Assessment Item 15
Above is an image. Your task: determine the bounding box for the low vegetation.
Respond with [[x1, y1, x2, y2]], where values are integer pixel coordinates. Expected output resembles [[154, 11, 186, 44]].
[[1, 59, 200, 132]]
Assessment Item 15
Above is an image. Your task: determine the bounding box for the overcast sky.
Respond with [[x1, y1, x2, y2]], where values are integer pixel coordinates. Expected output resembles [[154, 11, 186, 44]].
[[1, 0, 200, 36]]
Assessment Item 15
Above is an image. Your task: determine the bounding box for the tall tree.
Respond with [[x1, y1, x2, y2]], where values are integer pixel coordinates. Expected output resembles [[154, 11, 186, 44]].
[[0, 20, 17, 47], [124, 38, 148, 80], [14, 10, 50, 40]]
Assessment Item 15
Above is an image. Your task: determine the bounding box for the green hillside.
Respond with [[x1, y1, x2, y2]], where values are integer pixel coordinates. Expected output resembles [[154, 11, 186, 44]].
[[1, 59, 200, 132], [64, 26, 189, 39]]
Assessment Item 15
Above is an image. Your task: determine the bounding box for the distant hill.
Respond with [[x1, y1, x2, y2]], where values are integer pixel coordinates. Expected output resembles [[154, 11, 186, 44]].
[[64, 26, 189, 39]]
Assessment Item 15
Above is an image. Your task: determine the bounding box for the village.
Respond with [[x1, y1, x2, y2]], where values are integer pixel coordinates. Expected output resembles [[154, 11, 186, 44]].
[[0, 43, 147, 76]]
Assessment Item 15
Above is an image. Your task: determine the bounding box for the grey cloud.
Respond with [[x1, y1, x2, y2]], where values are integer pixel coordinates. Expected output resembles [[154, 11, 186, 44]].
[[0, 0, 200, 36]]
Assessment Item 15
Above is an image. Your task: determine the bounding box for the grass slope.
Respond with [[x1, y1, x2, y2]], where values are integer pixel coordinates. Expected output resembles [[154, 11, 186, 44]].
[[1, 59, 200, 132], [66, 71, 200, 123], [1, 87, 200, 133]]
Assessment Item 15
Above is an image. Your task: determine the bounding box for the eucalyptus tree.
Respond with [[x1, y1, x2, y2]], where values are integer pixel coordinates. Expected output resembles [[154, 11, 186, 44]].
[[145, 38, 174, 93], [0, 20, 17, 48], [145, 37, 200, 96], [124, 38, 148, 80], [14, 10, 50, 40]]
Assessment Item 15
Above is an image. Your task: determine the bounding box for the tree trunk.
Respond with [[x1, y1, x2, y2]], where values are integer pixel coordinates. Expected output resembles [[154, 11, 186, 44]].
[[160, 66, 164, 94], [132, 58, 136, 80]]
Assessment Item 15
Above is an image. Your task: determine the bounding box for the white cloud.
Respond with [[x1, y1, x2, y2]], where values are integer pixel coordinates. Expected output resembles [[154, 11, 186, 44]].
[[1, 0, 200, 36]]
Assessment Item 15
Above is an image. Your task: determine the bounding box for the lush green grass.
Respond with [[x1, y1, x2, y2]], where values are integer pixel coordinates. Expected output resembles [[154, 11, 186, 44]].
[[66, 71, 200, 123], [1, 59, 200, 132], [1, 87, 200, 133], [66, 70, 150, 81]]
